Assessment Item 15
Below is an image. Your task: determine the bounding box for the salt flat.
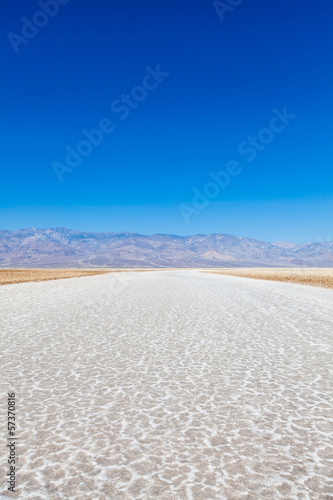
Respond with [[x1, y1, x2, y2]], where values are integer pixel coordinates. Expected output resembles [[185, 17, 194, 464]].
[[0, 270, 332, 499]]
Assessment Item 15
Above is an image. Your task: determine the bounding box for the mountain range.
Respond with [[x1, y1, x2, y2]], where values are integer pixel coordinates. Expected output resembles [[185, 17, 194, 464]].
[[0, 228, 332, 268]]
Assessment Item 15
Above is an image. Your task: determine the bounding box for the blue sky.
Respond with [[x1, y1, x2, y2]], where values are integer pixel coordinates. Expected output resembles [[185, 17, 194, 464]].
[[1, 0, 332, 243]]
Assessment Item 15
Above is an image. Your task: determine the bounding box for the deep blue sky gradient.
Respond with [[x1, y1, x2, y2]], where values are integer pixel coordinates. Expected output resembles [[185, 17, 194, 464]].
[[1, 0, 332, 242]]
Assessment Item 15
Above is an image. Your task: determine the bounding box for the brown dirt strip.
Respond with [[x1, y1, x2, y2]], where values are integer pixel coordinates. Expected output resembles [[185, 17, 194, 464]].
[[0, 269, 153, 285], [204, 268, 333, 289]]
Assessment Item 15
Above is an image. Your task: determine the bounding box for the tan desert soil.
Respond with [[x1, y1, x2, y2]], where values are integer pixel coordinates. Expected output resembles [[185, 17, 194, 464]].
[[0, 269, 113, 285], [0, 269, 157, 285], [205, 267, 333, 289]]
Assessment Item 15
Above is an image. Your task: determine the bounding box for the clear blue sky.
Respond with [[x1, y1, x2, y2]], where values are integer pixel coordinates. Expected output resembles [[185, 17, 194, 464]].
[[1, 0, 332, 243]]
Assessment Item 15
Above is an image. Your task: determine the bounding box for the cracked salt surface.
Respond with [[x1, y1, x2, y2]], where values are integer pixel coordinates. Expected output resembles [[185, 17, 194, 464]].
[[0, 270, 332, 499]]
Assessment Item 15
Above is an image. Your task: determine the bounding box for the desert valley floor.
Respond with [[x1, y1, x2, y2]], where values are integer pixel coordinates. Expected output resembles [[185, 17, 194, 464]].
[[0, 270, 332, 499]]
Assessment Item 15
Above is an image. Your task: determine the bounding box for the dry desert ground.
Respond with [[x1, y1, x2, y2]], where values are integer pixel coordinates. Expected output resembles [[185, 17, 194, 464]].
[[1, 267, 333, 288], [0, 268, 152, 285], [0, 270, 332, 498], [205, 267, 333, 289]]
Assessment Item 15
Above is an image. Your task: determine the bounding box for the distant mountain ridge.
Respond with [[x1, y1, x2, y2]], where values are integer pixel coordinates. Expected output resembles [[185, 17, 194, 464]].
[[0, 227, 332, 268]]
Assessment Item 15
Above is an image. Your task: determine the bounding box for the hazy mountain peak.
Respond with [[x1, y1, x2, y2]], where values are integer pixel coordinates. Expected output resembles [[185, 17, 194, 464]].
[[0, 228, 332, 268]]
